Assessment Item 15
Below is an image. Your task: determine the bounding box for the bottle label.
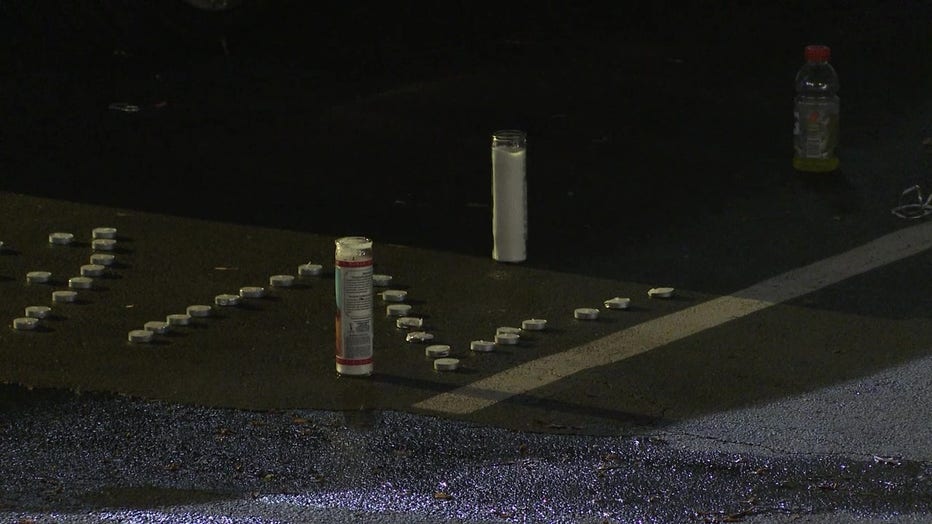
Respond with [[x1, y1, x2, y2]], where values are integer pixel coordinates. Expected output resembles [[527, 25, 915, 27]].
[[794, 98, 839, 160], [335, 259, 373, 365]]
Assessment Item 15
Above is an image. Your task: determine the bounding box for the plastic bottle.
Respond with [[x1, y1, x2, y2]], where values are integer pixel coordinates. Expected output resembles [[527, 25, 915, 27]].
[[793, 45, 840, 172]]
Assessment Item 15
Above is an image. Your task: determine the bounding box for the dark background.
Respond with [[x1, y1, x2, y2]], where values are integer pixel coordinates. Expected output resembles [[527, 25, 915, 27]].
[[2, 1, 930, 282]]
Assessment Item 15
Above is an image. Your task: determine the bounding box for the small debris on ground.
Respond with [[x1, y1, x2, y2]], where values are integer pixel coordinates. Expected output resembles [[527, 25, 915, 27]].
[[872, 455, 902, 466], [405, 331, 434, 343], [891, 184, 932, 219], [108, 102, 141, 113]]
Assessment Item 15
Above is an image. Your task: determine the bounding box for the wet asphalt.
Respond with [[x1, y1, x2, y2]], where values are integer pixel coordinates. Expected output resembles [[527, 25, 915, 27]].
[[2, 1, 932, 522], [1, 385, 929, 523]]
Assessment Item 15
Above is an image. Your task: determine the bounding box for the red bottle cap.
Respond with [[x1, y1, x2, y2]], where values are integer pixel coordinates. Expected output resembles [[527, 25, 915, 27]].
[[804, 45, 831, 63]]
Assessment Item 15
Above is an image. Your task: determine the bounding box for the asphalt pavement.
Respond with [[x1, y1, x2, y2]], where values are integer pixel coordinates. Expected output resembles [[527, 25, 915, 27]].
[[1, 2, 931, 522]]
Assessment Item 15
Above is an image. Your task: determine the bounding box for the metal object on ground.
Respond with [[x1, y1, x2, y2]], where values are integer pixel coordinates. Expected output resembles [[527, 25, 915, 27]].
[[269, 275, 295, 287], [433, 358, 460, 371], [381, 289, 407, 302], [92, 227, 118, 239], [521, 318, 547, 331], [92, 238, 117, 251], [166, 314, 191, 326], [372, 274, 393, 287], [80, 264, 106, 277], [68, 277, 93, 289], [186, 305, 212, 318], [396, 317, 424, 329], [26, 271, 52, 284], [13, 317, 39, 331], [52, 291, 77, 303], [470, 340, 495, 352], [127, 329, 154, 343], [25, 306, 51, 319], [386, 304, 412, 317], [298, 263, 323, 276], [604, 297, 631, 309], [144, 321, 170, 334], [91, 254, 116, 266], [239, 286, 265, 298], [574, 308, 600, 320], [215, 294, 241, 306], [495, 332, 520, 345], [49, 232, 74, 245], [648, 287, 675, 298], [405, 331, 434, 343], [425, 344, 451, 358]]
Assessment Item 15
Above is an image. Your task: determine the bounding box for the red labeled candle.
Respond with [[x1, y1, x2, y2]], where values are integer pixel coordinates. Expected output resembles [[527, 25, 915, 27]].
[[334, 236, 374, 376]]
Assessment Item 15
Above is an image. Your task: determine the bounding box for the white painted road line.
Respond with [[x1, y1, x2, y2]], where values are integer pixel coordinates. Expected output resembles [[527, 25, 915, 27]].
[[414, 221, 932, 415]]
